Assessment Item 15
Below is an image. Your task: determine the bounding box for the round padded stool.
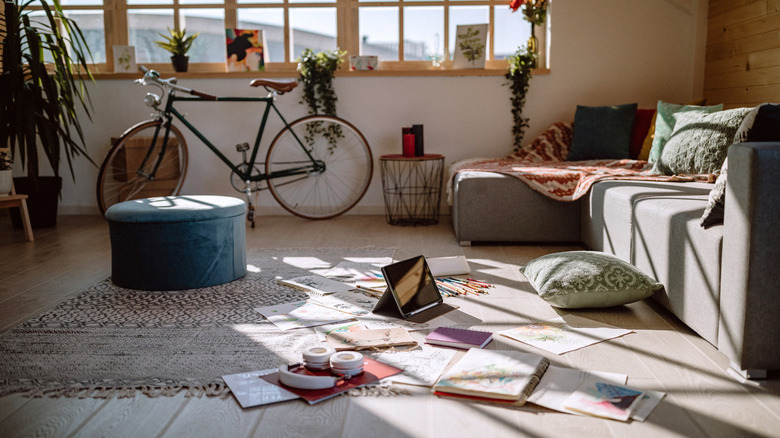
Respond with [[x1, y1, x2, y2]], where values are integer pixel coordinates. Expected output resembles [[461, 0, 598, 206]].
[[105, 195, 247, 291]]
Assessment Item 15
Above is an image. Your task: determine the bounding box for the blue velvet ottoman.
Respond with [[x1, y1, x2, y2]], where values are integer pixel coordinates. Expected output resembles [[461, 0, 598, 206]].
[[105, 195, 247, 291]]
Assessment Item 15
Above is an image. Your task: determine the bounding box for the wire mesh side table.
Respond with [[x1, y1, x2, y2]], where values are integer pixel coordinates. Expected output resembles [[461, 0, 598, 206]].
[[379, 154, 445, 226]]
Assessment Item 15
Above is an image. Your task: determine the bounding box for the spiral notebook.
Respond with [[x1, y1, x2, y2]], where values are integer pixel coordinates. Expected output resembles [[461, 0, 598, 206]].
[[433, 348, 550, 404]]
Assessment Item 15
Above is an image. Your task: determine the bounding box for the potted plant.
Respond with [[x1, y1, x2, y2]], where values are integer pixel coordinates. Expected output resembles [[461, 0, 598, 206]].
[[155, 28, 199, 72], [1, 0, 96, 227], [505, 47, 536, 151], [296, 48, 346, 151], [0, 151, 12, 196]]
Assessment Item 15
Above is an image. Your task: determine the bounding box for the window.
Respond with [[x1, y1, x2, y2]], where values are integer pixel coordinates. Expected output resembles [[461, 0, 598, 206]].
[[24, 0, 549, 74]]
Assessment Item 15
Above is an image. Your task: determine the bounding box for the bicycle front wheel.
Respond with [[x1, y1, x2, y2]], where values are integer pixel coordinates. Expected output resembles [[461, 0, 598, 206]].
[[96, 120, 189, 215], [266, 115, 373, 219]]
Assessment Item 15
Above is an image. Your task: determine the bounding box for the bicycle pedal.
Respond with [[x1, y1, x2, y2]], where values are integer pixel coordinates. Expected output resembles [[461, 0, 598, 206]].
[[236, 142, 250, 152]]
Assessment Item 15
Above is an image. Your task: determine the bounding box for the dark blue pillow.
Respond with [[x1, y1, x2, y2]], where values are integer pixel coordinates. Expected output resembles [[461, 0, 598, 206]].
[[567, 103, 638, 161], [746, 104, 780, 142]]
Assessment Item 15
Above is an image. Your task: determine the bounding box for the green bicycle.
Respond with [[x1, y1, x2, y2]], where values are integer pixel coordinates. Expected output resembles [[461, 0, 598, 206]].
[[96, 67, 373, 226]]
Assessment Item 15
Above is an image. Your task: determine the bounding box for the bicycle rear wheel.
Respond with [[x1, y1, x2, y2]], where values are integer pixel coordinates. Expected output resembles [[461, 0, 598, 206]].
[[96, 120, 189, 215], [266, 115, 373, 219]]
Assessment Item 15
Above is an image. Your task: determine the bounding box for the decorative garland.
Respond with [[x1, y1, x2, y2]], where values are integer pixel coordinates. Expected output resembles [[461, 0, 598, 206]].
[[297, 49, 346, 151], [505, 47, 536, 152]]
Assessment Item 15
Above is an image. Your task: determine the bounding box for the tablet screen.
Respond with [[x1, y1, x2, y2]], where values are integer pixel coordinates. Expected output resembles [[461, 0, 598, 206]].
[[382, 256, 442, 317]]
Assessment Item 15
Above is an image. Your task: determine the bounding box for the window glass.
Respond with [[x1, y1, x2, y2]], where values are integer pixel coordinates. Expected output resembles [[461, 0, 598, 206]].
[[403, 6, 443, 61], [238, 9, 286, 62], [359, 7, 399, 60], [180, 0, 223, 4], [448, 6, 488, 60], [67, 11, 107, 63], [127, 0, 173, 5], [58, 0, 103, 5], [290, 7, 337, 61], [129, 9, 174, 63], [494, 5, 531, 60], [180, 9, 225, 62]]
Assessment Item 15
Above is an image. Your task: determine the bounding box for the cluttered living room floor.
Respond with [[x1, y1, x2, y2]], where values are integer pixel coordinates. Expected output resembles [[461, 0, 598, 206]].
[[1, 213, 778, 438]]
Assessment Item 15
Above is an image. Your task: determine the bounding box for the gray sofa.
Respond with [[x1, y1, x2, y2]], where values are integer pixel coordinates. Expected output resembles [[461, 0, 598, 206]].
[[450, 142, 780, 378]]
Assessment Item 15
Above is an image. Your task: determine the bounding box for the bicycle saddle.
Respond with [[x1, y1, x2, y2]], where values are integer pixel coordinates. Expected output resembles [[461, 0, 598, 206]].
[[250, 79, 298, 94]]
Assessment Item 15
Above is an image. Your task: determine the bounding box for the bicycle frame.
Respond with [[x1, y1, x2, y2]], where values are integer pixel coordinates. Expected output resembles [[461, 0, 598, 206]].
[[140, 88, 322, 187]]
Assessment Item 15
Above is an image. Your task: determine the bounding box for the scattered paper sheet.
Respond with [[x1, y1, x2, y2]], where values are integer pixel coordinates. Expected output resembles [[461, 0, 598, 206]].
[[222, 369, 299, 408], [278, 275, 355, 295], [498, 315, 633, 354], [371, 345, 457, 387], [527, 365, 627, 414], [254, 300, 355, 330], [308, 290, 379, 316], [427, 255, 471, 276]]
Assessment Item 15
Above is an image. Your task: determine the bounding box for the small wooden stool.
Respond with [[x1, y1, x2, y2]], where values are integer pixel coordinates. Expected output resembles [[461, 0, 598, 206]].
[[0, 183, 34, 242]]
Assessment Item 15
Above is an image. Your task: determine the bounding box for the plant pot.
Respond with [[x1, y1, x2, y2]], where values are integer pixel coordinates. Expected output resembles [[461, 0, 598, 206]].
[[10, 176, 62, 229], [0, 170, 12, 196], [171, 55, 189, 72]]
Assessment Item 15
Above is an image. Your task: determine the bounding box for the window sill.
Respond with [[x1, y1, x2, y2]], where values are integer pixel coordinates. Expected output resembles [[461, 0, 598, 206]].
[[92, 67, 550, 80]]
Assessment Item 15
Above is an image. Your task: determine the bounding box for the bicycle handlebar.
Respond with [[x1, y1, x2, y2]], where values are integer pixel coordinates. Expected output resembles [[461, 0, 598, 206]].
[[137, 65, 218, 101]]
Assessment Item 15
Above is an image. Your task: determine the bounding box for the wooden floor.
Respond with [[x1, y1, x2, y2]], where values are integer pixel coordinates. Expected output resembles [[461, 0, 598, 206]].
[[1, 213, 779, 438]]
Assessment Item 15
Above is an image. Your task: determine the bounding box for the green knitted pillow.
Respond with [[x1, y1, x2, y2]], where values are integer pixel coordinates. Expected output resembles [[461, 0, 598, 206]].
[[521, 251, 663, 309]]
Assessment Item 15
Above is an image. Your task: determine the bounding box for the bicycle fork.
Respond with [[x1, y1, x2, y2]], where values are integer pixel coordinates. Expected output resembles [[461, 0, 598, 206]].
[[236, 142, 256, 228]]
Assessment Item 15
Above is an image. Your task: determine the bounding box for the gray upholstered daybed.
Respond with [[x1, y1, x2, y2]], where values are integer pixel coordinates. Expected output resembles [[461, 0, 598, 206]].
[[448, 111, 780, 379]]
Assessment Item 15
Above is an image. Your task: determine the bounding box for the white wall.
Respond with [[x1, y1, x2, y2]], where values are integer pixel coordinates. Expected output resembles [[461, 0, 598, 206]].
[[58, 0, 708, 215]]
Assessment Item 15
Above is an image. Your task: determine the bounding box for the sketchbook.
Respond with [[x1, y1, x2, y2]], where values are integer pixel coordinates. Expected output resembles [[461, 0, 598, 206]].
[[433, 348, 550, 403], [326, 327, 418, 351], [424, 327, 492, 349]]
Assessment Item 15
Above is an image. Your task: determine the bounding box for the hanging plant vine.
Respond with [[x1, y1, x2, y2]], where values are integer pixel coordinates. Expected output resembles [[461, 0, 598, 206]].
[[505, 46, 536, 152], [297, 48, 346, 151]]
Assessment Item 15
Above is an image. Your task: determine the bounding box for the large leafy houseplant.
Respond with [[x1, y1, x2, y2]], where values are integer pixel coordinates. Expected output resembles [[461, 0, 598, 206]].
[[1, 0, 95, 183]]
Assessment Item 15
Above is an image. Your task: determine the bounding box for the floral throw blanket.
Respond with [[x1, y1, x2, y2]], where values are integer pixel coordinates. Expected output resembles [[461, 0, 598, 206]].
[[449, 123, 714, 202]]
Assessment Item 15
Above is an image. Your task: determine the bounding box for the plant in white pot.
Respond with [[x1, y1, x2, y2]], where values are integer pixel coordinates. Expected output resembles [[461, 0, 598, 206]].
[[0, 0, 96, 227], [0, 151, 12, 196], [155, 28, 199, 72]]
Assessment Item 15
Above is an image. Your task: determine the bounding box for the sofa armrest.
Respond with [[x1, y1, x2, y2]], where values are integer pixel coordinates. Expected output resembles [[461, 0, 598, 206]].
[[718, 142, 780, 373]]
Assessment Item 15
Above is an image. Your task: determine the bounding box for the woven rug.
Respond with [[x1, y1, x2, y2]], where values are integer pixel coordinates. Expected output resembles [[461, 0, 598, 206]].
[[0, 248, 394, 399]]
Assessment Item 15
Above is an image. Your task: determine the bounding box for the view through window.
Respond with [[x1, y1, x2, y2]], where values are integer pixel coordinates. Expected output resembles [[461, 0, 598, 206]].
[[30, 0, 547, 72]]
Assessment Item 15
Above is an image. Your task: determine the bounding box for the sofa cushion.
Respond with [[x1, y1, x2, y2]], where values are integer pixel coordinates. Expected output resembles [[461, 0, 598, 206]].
[[581, 180, 715, 261], [653, 107, 751, 175], [508, 122, 572, 162], [746, 103, 780, 141], [567, 103, 637, 161], [648, 101, 723, 163], [521, 251, 663, 309], [630, 109, 655, 160], [451, 171, 581, 244], [632, 195, 724, 344]]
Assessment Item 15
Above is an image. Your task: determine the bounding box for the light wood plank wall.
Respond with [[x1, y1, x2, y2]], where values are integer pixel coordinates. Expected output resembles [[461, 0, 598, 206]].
[[704, 0, 780, 107]]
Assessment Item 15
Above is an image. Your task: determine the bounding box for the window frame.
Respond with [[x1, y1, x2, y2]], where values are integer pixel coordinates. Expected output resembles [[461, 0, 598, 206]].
[[20, 0, 549, 76]]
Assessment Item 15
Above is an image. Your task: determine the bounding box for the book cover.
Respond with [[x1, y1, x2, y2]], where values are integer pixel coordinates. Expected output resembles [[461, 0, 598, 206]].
[[327, 327, 417, 351], [433, 349, 550, 403], [425, 327, 492, 349], [260, 357, 402, 404], [278, 275, 355, 295], [226, 29, 267, 72], [563, 381, 646, 421]]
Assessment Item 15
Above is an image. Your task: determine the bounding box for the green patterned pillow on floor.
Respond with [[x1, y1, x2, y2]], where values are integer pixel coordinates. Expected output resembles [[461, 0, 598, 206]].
[[521, 251, 663, 309]]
